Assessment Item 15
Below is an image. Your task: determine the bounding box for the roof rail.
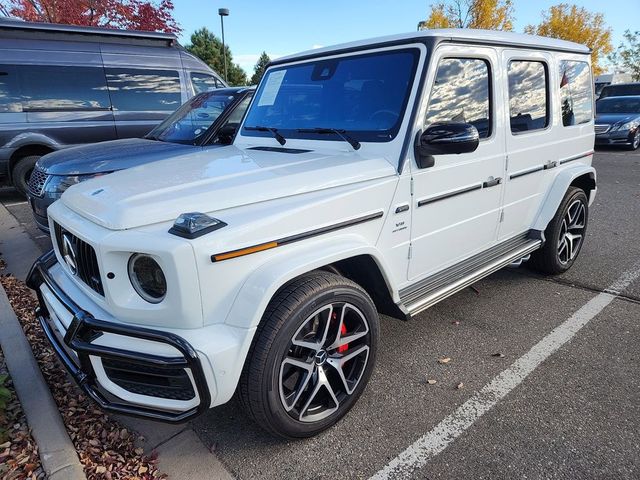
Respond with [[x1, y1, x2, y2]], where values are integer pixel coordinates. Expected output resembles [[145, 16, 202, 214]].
[[0, 19, 177, 46]]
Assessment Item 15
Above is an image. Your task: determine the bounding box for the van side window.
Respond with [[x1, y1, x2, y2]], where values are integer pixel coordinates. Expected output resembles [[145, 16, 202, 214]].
[[19, 65, 110, 111], [191, 72, 222, 94], [508, 61, 548, 133], [425, 58, 491, 138], [559, 61, 593, 126], [105, 68, 181, 111], [0, 66, 21, 113]]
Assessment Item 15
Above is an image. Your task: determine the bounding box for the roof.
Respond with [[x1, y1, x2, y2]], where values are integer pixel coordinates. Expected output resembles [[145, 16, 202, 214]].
[[0, 18, 177, 46], [275, 29, 590, 64]]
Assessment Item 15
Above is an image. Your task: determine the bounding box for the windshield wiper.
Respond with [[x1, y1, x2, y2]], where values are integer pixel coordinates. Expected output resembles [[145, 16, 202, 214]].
[[244, 125, 286, 146], [297, 128, 361, 151]]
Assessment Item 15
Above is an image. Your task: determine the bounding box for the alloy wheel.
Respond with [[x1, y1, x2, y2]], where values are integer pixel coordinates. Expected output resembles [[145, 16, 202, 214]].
[[279, 302, 370, 423], [633, 130, 640, 149], [557, 198, 586, 264]]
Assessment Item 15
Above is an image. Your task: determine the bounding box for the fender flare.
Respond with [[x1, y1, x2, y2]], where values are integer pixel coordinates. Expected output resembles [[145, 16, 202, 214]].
[[223, 234, 397, 330], [6, 134, 60, 178], [532, 164, 597, 232]]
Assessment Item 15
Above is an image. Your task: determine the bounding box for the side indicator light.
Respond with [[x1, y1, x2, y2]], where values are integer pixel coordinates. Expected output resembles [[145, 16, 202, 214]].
[[212, 241, 278, 262]]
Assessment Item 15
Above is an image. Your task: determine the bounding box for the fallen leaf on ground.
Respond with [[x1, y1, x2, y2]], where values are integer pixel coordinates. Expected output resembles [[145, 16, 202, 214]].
[[438, 357, 451, 364], [456, 382, 464, 389], [426, 379, 437, 385], [492, 353, 505, 358]]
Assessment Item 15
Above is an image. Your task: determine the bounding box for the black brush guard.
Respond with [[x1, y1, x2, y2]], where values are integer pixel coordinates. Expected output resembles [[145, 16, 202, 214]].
[[26, 250, 211, 423]]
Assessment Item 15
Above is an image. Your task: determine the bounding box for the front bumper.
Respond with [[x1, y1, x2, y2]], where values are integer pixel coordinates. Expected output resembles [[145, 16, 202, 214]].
[[595, 129, 635, 146], [26, 250, 211, 423]]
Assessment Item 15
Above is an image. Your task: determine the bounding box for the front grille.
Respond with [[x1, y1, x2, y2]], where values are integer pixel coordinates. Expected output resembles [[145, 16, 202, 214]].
[[102, 358, 196, 401], [53, 222, 104, 296], [594, 124, 610, 134], [28, 166, 49, 197]]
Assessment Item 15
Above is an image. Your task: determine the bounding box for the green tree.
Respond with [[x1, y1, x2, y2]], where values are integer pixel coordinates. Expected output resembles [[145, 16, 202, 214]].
[[185, 27, 247, 86], [250, 51, 271, 85], [525, 4, 612, 75], [609, 30, 640, 81], [418, 0, 514, 31]]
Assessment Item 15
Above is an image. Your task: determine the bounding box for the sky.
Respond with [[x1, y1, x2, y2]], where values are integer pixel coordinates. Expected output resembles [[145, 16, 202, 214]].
[[173, 0, 636, 75]]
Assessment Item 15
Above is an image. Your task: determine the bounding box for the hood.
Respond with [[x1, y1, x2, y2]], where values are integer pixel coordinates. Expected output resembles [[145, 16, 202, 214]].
[[39, 138, 196, 175], [61, 146, 397, 230], [594, 113, 640, 125]]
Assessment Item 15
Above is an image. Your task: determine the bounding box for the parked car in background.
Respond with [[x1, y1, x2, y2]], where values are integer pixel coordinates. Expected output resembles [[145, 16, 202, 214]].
[[0, 20, 225, 196], [594, 73, 633, 98], [598, 82, 640, 100], [28, 87, 254, 231], [28, 30, 596, 439], [595, 95, 640, 150]]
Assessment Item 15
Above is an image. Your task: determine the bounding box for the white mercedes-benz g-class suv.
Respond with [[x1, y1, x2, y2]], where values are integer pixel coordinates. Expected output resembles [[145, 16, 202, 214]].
[[28, 29, 596, 438]]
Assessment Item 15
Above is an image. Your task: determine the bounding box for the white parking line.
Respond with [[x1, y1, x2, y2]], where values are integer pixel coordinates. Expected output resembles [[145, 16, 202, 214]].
[[371, 262, 640, 480]]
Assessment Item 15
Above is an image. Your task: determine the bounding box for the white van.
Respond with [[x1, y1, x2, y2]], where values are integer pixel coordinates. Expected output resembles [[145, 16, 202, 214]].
[[29, 29, 595, 439]]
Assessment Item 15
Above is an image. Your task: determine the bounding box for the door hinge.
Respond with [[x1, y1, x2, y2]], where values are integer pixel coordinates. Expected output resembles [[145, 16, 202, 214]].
[[505, 154, 509, 171], [499, 209, 504, 222], [408, 243, 413, 259], [410, 177, 414, 196]]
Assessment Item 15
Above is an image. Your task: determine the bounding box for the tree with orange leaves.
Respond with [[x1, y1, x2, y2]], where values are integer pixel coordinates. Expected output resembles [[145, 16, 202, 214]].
[[525, 3, 612, 75], [0, 0, 180, 33], [418, 0, 514, 31]]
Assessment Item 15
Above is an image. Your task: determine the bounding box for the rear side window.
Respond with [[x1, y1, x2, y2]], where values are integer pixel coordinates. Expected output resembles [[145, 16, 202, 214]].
[[191, 72, 224, 94], [508, 61, 548, 133], [425, 58, 492, 138], [19, 65, 110, 111], [0, 66, 21, 112], [600, 84, 640, 98], [559, 61, 593, 126], [106, 68, 181, 111]]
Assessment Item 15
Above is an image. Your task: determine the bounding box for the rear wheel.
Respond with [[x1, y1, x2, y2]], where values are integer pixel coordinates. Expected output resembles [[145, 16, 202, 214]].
[[238, 271, 379, 438], [11, 155, 41, 197], [529, 187, 589, 275]]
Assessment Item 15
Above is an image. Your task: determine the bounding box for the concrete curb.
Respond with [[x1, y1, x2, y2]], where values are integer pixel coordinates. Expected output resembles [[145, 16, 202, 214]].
[[0, 283, 86, 480]]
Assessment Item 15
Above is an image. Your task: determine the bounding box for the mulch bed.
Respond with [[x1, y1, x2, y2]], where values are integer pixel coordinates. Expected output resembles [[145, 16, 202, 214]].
[[0, 269, 167, 480], [0, 350, 44, 480]]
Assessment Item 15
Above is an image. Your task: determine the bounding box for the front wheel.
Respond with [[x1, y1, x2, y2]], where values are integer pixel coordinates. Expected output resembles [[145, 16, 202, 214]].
[[238, 271, 379, 438], [529, 186, 589, 275], [11, 155, 41, 197], [627, 129, 640, 150]]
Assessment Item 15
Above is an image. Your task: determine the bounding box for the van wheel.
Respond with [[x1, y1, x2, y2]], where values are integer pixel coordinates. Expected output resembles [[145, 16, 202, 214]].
[[238, 271, 379, 439], [529, 187, 589, 275], [12, 155, 41, 197]]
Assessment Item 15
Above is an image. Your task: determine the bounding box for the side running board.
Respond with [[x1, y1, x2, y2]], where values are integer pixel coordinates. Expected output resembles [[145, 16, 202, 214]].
[[399, 232, 542, 317]]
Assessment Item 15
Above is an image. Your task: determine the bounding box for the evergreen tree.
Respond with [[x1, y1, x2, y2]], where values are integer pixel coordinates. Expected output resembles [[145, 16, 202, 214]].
[[185, 27, 247, 86], [250, 51, 271, 85]]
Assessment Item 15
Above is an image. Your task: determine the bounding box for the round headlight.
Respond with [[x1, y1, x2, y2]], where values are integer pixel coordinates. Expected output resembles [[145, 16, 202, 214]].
[[128, 254, 167, 303]]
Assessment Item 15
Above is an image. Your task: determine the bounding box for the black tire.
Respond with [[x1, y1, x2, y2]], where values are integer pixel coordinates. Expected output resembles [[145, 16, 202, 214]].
[[11, 155, 41, 197], [238, 271, 379, 439], [627, 129, 640, 150], [529, 186, 589, 275]]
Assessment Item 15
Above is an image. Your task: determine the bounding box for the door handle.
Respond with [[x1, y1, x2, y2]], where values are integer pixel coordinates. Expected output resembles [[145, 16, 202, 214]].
[[482, 177, 502, 188], [543, 160, 558, 170]]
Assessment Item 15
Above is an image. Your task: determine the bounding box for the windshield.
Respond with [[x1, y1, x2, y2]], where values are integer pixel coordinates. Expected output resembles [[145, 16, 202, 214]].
[[241, 48, 420, 143], [147, 91, 237, 145], [596, 97, 640, 114]]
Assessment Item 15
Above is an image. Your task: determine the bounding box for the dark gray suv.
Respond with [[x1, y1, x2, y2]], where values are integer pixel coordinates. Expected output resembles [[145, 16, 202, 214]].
[[0, 19, 225, 196]]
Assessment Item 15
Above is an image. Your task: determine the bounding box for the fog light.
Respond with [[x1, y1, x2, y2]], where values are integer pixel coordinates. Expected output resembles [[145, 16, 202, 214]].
[[128, 254, 167, 303]]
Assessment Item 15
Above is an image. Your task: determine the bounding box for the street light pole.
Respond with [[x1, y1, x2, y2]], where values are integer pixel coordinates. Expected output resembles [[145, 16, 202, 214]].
[[218, 8, 229, 83]]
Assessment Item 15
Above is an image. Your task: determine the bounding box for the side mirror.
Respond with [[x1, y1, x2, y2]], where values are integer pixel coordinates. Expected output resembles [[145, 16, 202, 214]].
[[414, 122, 480, 168]]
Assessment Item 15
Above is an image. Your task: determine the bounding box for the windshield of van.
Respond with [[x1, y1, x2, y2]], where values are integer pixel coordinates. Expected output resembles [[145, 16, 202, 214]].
[[596, 97, 640, 114], [241, 48, 420, 143], [146, 91, 237, 145]]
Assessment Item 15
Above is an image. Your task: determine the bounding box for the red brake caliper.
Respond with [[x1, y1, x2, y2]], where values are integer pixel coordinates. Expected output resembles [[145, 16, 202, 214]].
[[338, 323, 348, 353]]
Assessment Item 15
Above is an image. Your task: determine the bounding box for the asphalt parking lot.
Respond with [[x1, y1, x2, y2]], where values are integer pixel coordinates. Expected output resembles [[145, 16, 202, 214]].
[[1, 148, 639, 479]]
